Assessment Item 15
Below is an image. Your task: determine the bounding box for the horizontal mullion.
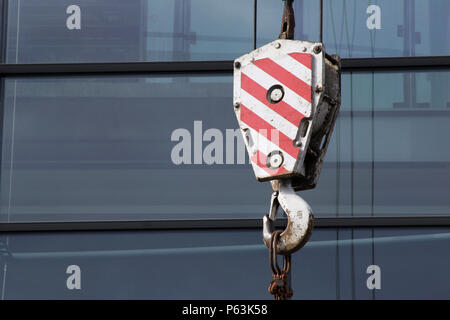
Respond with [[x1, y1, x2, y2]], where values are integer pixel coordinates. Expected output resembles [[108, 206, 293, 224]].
[[0, 56, 448, 76], [341, 55, 450, 72], [1, 216, 450, 233], [0, 60, 234, 76]]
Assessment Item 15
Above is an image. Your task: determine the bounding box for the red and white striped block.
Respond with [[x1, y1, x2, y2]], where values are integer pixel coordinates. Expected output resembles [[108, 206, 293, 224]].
[[234, 40, 323, 181]]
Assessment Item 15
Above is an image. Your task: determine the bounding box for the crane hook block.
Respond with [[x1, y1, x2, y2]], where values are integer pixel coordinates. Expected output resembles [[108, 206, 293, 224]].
[[233, 40, 341, 191]]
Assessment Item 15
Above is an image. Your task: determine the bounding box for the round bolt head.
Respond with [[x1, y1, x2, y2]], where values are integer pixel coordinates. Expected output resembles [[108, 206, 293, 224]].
[[266, 151, 284, 169], [233, 102, 240, 109], [275, 42, 281, 49], [269, 153, 283, 168], [313, 45, 322, 54], [294, 140, 302, 147], [270, 88, 283, 103], [234, 61, 241, 69], [266, 85, 285, 104]]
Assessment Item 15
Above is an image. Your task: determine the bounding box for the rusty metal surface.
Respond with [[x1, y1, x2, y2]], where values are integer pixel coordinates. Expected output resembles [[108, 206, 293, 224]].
[[268, 230, 293, 300], [279, 0, 295, 40]]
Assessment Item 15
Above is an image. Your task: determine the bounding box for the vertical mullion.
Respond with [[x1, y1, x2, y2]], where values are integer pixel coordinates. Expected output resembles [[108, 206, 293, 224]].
[[319, 0, 323, 43], [0, 0, 7, 62], [0, 0, 8, 194], [253, 0, 257, 49], [0, 0, 8, 301]]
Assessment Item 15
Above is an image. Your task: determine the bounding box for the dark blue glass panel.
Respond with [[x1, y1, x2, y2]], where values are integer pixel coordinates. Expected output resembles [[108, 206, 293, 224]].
[[0, 75, 270, 221], [303, 70, 450, 217], [6, 0, 253, 63], [0, 228, 449, 299], [257, 0, 450, 58], [1, 71, 448, 222]]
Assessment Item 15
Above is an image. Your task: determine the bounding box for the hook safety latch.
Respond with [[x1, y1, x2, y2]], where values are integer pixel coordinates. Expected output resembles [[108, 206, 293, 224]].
[[263, 179, 314, 255]]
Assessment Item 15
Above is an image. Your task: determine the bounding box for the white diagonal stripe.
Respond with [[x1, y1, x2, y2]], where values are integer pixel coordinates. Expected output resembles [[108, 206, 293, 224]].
[[249, 159, 289, 179], [251, 163, 271, 179], [273, 54, 312, 87], [241, 89, 298, 140], [240, 124, 297, 170], [242, 63, 311, 117]]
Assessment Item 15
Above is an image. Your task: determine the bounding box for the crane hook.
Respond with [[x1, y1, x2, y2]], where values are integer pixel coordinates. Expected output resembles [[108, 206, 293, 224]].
[[263, 179, 314, 255]]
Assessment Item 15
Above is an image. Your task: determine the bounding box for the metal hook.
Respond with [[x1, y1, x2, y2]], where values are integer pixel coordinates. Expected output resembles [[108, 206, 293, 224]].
[[263, 179, 314, 255]]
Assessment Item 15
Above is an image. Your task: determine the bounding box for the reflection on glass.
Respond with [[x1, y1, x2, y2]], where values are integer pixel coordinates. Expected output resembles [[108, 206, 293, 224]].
[[1, 228, 449, 299], [0, 75, 270, 221], [6, 0, 254, 63], [302, 70, 450, 216], [258, 0, 450, 58], [0, 71, 449, 222]]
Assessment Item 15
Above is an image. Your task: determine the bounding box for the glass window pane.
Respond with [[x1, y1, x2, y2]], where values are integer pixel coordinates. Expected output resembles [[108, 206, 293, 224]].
[[6, 0, 254, 63], [302, 70, 450, 217], [371, 228, 450, 299], [1, 71, 449, 222], [1, 227, 449, 299], [257, 0, 450, 58], [0, 75, 271, 222]]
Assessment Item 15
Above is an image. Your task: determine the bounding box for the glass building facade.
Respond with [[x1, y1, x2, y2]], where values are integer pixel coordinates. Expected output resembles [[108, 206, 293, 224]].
[[0, 0, 449, 299]]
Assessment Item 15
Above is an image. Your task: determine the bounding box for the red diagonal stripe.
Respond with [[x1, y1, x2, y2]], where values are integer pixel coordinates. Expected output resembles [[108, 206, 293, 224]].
[[253, 58, 312, 103], [288, 52, 312, 70], [251, 151, 289, 176], [241, 73, 305, 127], [240, 104, 300, 159]]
